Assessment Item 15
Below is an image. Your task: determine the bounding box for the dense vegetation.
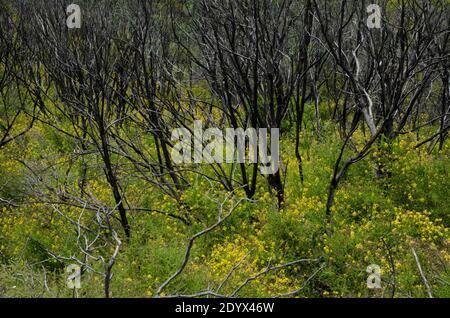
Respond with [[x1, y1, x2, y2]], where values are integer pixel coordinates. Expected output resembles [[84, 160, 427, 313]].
[[0, 0, 449, 298]]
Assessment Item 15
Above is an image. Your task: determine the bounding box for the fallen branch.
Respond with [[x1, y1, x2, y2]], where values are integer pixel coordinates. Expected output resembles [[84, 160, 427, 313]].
[[411, 247, 433, 298]]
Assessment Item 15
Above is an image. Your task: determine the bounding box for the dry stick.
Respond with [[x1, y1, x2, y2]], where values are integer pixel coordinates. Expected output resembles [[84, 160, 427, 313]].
[[381, 237, 396, 298], [216, 249, 254, 294], [411, 247, 433, 298], [104, 204, 123, 298], [41, 265, 50, 293], [155, 197, 245, 297], [104, 234, 122, 298], [0, 197, 19, 207], [230, 258, 320, 297], [158, 290, 227, 298], [275, 263, 326, 298]]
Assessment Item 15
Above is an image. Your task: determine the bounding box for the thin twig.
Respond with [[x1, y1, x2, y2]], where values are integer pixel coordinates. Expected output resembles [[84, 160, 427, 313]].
[[411, 247, 433, 298]]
